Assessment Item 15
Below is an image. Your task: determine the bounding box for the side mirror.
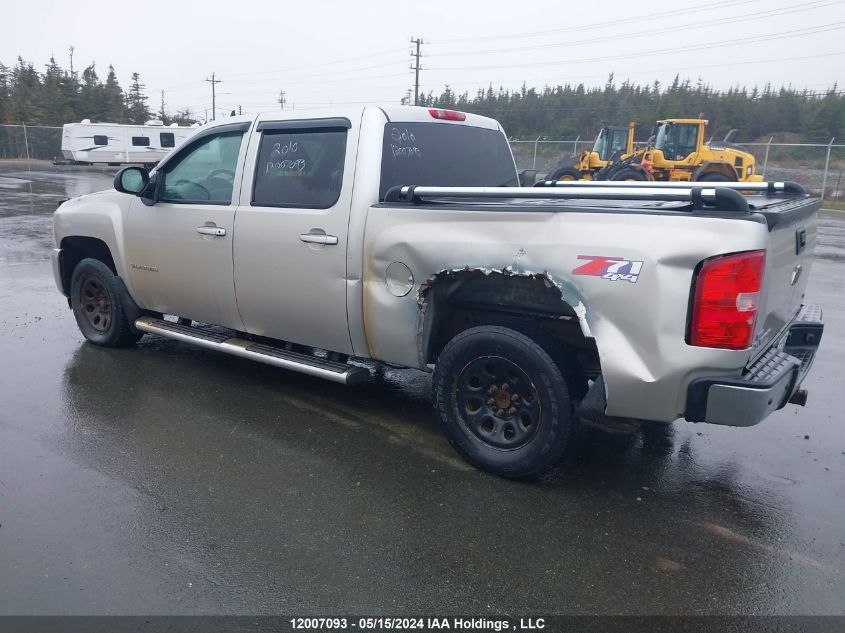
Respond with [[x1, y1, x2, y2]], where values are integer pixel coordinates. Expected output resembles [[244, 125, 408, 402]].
[[114, 166, 149, 195], [518, 169, 537, 187]]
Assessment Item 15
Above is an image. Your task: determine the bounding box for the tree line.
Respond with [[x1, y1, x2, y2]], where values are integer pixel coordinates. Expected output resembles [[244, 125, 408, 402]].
[[2, 54, 843, 144], [0, 55, 194, 127], [419, 75, 845, 143]]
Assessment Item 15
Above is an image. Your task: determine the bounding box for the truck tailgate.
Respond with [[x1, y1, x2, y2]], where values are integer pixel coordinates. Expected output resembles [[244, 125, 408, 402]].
[[750, 195, 820, 356]]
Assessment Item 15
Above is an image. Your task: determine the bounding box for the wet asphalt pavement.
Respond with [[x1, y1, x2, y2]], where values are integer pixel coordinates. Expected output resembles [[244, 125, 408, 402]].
[[0, 161, 843, 616]]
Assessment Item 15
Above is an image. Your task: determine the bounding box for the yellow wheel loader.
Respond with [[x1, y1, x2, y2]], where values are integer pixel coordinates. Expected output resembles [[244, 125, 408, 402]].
[[597, 118, 763, 183], [547, 122, 636, 180]]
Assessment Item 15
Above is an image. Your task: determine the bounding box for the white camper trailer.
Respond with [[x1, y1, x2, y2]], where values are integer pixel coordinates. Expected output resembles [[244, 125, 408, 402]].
[[61, 119, 197, 166]]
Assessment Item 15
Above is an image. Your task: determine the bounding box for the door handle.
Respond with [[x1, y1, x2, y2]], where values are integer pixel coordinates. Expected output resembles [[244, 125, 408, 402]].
[[196, 225, 226, 237], [299, 233, 338, 245]]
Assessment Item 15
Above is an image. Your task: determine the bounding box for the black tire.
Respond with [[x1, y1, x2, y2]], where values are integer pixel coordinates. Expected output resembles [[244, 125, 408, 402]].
[[548, 166, 583, 181], [433, 326, 578, 480], [696, 172, 731, 182], [610, 167, 646, 181], [70, 258, 143, 347]]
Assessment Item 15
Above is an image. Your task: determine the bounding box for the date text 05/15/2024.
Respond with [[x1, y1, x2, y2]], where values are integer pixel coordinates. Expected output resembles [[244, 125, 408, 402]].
[[289, 617, 547, 630]]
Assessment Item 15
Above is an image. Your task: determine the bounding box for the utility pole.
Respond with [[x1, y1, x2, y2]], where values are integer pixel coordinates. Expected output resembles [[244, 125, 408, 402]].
[[205, 73, 221, 120], [160, 90, 166, 122], [68, 46, 75, 80], [238, 105, 242, 115], [409, 37, 423, 106], [278, 90, 286, 110]]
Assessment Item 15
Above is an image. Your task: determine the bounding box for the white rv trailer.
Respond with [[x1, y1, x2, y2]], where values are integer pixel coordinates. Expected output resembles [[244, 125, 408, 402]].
[[61, 119, 197, 166]]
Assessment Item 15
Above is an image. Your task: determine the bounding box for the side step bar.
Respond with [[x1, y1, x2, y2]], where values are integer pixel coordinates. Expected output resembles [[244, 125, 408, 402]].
[[134, 316, 370, 385]]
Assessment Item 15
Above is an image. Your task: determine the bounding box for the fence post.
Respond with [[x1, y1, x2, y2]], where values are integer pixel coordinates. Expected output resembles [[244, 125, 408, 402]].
[[22, 122, 31, 161], [532, 135, 542, 170], [762, 136, 773, 179], [572, 136, 580, 157], [821, 137, 835, 201]]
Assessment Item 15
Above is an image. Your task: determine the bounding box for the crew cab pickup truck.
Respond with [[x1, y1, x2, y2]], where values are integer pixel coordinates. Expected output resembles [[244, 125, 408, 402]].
[[52, 105, 824, 479]]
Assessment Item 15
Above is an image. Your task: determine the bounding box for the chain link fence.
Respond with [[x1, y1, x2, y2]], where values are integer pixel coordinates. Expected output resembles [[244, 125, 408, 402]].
[[2, 124, 844, 201], [511, 138, 845, 200], [0, 124, 63, 161]]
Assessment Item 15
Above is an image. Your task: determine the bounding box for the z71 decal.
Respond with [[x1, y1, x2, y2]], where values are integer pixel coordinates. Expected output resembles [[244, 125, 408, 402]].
[[573, 256, 643, 283]]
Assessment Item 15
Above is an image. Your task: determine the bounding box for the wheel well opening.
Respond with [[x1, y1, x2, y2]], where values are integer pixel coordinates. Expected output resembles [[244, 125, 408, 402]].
[[60, 237, 116, 294], [694, 161, 736, 181], [419, 269, 600, 396]]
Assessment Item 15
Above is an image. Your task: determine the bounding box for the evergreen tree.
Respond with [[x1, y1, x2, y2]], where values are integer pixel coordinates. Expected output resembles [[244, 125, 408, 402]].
[[10, 57, 43, 124], [0, 62, 10, 124], [78, 63, 101, 120], [41, 56, 65, 124], [102, 65, 125, 122], [125, 72, 150, 124]]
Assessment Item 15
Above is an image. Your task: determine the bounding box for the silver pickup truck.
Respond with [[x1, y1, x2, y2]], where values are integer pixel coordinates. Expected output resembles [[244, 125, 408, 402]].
[[52, 105, 824, 479]]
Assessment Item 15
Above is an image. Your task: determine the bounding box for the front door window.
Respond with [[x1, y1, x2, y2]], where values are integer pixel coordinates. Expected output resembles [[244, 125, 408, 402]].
[[160, 132, 244, 204]]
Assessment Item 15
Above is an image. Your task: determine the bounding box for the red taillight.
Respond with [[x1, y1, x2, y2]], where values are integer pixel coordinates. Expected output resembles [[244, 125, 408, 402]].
[[689, 250, 765, 350], [428, 108, 466, 121]]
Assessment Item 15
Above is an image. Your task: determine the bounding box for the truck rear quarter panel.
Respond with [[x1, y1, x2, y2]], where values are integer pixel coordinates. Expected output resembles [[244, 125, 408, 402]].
[[363, 206, 772, 422]]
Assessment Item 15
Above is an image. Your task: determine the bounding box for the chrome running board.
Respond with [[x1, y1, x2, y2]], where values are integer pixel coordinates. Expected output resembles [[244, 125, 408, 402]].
[[134, 316, 369, 385]]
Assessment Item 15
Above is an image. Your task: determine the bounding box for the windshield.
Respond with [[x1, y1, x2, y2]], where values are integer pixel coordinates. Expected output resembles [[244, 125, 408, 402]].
[[592, 129, 608, 159], [654, 122, 698, 160], [592, 128, 627, 160], [654, 123, 671, 152], [610, 130, 628, 156], [379, 123, 518, 200]]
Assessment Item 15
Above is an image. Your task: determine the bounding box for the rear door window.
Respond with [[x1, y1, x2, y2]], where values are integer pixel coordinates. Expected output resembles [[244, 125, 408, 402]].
[[252, 128, 347, 209], [379, 123, 517, 200]]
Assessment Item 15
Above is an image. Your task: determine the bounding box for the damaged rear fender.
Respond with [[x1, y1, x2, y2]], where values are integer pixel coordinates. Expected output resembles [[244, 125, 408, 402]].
[[416, 266, 596, 369]]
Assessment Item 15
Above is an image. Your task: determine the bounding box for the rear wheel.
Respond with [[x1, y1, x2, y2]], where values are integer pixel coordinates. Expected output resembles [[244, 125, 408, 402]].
[[696, 172, 731, 182], [548, 166, 583, 181], [433, 326, 578, 480], [71, 258, 143, 347]]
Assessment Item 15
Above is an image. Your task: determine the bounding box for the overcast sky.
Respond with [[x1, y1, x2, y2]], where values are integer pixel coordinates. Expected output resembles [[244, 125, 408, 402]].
[[3, 0, 843, 121]]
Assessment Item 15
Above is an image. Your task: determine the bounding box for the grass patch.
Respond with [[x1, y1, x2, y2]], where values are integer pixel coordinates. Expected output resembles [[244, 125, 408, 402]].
[[821, 200, 845, 212]]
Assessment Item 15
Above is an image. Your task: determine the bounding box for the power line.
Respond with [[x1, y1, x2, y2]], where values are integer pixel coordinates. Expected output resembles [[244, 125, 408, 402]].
[[224, 71, 410, 89], [224, 58, 407, 85], [224, 47, 403, 79], [429, 0, 759, 44], [431, 22, 845, 71], [427, 0, 844, 58], [417, 51, 845, 92]]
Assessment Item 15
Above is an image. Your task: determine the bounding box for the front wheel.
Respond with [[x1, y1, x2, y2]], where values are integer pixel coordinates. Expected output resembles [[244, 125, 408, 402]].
[[548, 166, 583, 181], [610, 167, 646, 181], [70, 258, 143, 347], [433, 326, 578, 480]]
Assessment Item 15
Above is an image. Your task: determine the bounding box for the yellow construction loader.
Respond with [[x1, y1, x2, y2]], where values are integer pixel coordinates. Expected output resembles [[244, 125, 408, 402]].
[[547, 118, 762, 183], [597, 118, 763, 182], [547, 121, 636, 181]]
